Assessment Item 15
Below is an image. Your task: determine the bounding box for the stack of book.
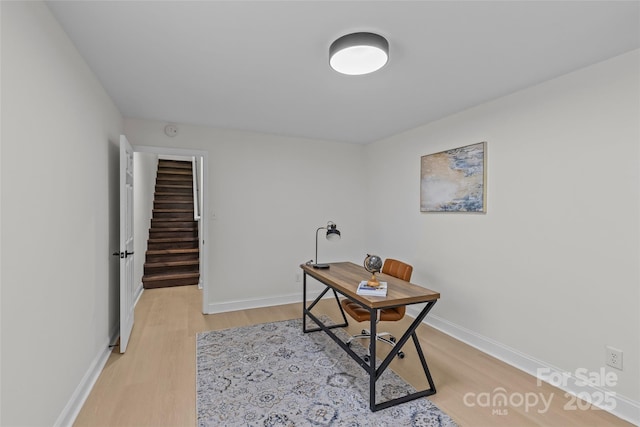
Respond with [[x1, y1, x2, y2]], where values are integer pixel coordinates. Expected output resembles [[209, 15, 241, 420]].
[[356, 281, 388, 296]]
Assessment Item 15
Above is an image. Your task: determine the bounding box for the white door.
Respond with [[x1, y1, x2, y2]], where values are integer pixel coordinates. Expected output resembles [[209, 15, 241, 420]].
[[119, 135, 135, 353]]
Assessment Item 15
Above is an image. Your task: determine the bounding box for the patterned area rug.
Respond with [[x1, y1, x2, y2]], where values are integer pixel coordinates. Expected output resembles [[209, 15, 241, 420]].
[[196, 317, 457, 426], [196, 319, 456, 427]]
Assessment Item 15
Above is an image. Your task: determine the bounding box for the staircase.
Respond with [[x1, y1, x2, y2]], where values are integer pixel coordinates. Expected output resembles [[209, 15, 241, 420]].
[[142, 159, 200, 289]]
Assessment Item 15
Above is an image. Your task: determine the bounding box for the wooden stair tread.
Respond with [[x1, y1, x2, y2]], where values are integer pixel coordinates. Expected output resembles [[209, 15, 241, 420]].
[[155, 186, 192, 190], [154, 190, 192, 194], [149, 227, 195, 232], [153, 197, 193, 201], [157, 170, 192, 176], [154, 197, 192, 201], [151, 217, 196, 221], [158, 162, 191, 169], [146, 248, 199, 255], [154, 193, 193, 199], [150, 224, 197, 228], [156, 171, 192, 176], [148, 237, 198, 243], [157, 171, 191, 175], [155, 178, 192, 183], [153, 205, 194, 209], [152, 208, 194, 213], [144, 260, 199, 268], [143, 272, 199, 281]]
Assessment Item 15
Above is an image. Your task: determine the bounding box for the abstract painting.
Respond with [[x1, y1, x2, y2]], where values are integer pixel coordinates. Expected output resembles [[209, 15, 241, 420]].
[[420, 142, 486, 212]]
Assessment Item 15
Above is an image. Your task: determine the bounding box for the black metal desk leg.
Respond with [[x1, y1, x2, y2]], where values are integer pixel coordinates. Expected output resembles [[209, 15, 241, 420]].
[[369, 308, 377, 411], [333, 289, 349, 326], [370, 300, 438, 412], [412, 332, 436, 392], [302, 272, 307, 332], [302, 271, 348, 334]]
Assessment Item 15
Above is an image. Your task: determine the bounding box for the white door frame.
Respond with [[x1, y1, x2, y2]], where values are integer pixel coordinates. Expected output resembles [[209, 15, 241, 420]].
[[134, 145, 209, 314], [119, 135, 136, 352]]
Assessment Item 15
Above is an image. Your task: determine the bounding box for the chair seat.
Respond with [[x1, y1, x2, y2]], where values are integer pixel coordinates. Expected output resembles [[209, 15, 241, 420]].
[[341, 299, 405, 323]]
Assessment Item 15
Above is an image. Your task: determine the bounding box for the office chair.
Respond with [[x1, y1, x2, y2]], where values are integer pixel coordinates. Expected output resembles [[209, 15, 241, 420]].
[[341, 258, 413, 362]]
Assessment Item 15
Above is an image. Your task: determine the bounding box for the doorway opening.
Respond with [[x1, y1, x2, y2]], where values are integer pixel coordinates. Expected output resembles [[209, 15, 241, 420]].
[[133, 145, 209, 315]]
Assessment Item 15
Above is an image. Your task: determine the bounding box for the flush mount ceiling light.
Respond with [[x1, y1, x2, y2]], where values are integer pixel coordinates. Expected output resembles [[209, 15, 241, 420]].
[[329, 32, 389, 75]]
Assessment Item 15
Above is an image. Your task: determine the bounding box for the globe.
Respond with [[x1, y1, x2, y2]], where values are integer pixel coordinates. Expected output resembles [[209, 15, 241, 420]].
[[364, 254, 383, 273], [364, 254, 383, 287]]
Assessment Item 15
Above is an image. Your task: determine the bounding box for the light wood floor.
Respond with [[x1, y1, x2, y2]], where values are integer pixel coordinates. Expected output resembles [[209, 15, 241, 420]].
[[74, 286, 632, 427]]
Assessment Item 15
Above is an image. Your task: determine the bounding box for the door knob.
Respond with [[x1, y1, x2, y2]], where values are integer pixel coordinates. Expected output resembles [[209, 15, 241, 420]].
[[112, 251, 134, 258]]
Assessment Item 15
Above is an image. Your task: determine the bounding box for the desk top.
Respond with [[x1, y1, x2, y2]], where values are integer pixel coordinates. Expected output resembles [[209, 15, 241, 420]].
[[300, 261, 440, 309]]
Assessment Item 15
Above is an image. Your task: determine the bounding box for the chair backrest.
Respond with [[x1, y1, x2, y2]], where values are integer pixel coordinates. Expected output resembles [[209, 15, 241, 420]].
[[382, 258, 413, 282]]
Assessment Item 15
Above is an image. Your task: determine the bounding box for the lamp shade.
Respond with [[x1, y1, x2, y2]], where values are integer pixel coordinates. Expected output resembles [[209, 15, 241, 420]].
[[329, 32, 389, 75], [326, 223, 341, 241]]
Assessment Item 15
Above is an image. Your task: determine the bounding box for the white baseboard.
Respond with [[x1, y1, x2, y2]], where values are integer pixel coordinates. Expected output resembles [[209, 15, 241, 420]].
[[410, 308, 640, 426], [206, 284, 331, 314], [134, 282, 144, 305], [207, 293, 303, 314], [53, 326, 119, 427], [56, 286, 144, 427]]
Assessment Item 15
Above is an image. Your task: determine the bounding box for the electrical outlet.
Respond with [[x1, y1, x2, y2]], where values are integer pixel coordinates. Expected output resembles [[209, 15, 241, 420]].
[[606, 346, 623, 370]]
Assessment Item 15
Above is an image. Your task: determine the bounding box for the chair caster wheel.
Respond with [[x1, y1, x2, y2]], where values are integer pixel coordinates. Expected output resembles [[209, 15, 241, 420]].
[[361, 329, 367, 335], [389, 336, 396, 343], [398, 351, 405, 359], [364, 355, 370, 363], [346, 341, 352, 348]]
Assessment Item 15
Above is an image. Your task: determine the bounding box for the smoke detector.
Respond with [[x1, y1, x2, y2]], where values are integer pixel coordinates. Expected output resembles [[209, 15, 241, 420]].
[[164, 124, 178, 137]]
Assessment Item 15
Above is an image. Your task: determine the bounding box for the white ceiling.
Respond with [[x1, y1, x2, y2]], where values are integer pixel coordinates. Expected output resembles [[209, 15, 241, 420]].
[[47, 1, 639, 144]]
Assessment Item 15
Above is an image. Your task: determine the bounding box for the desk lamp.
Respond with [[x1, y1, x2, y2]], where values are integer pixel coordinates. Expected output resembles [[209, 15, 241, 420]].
[[313, 221, 341, 268]]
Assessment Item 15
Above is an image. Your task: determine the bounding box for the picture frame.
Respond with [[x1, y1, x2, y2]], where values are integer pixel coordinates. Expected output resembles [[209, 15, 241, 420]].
[[420, 142, 487, 213]]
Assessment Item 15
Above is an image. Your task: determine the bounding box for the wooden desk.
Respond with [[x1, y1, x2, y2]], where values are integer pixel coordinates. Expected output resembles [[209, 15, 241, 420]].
[[300, 261, 440, 412]]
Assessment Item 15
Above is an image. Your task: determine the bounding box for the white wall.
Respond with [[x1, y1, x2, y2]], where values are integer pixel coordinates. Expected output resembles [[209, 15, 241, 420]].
[[1, 2, 123, 426], [365, 50, 640, 409], [133, 152, 158, 291], [124, 120, 368, 312]]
